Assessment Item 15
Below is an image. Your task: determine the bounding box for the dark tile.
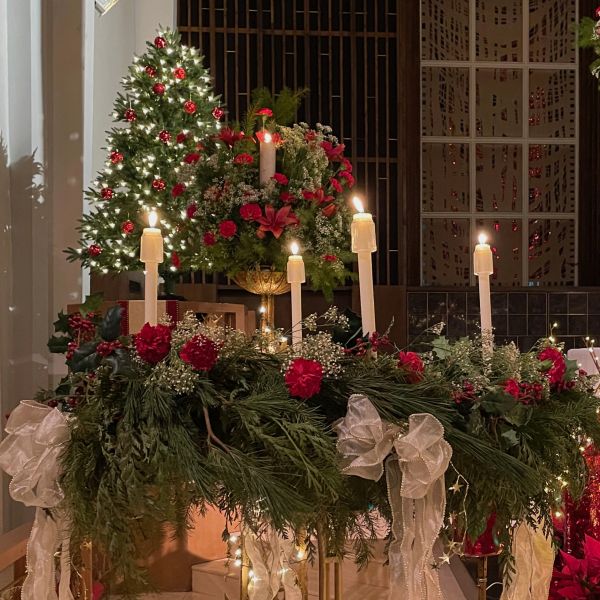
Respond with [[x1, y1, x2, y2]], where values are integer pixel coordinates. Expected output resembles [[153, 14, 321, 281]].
[[448, 292, 467, 315], [588, 314, 600, 336], [408, 293, 427, 315], [508, 293, 527, 314], [494, 336, 512, 347], [466, 316, 481, 336], [467, 293, 480, 315], [408, 314, 428, 337], [528, 293, 547, 315], [568, 293, 588, 315], [428, 292, 447, 314], [447, 315, 467, 339], [518, 336, 539, 352], [493, 315, 508, 336], [589, 293, 600, 314], [508, 314, 527, 336], [560, 337, 577, 351], [491, 293, 508, 315], [549, 316, 567, 337], [428, 312, 447, 330], [549, 293, 568, 314], [568, 315, 588, 336], [528, 314, 548, 337]]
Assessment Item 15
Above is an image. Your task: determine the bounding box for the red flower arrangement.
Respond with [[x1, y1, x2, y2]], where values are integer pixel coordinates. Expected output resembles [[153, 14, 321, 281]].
[[256, 205, 299, 239], [550, 535, 600, 599], [539, 347, 567, 386], [135, 323, 172, 364], [285, 358, 323, 399], [397, 351, 424, 383], [179, 334, 219, 371]]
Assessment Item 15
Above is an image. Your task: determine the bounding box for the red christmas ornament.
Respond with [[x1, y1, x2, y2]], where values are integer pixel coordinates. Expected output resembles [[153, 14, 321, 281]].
[[183, 100, 197, 114], [158, 130, 171, 144], [100, 187, 114, 200], [121, 220, 134, 234], [179, 335, 219, 371], [173, 67, 186, 80], [154, 36, 167, 49], [152, 82, 166, 96], [88, 244, 102, 257], [145, 65, 157, 77], [124, 108, 137, 122], [176, 132, 187, 144], [110, 151, 124, 164], [212, 106, 224, 120], [152, 178, 166, 191], [135, 323, 172, 364]]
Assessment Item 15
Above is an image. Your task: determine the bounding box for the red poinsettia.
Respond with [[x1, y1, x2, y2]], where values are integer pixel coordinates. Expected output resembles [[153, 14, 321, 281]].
[[302, 188, 334, 205], [179, 334, 219, 371], [203, 231, 217, 246], [218, 127, 244, 148], [240, 203, 262, 221], [397, 351, 424, 383], [171, 182, 186, 198], [219, 220, 237, 239], [320, 140, 345, 161], [504, 379, 521, 399], [539, 347, 567, 386], [284, 358, 323, 399], [551, 535, 600, 599], [272, 173, 289, 186], [503, 379, 544, 404], [135, 323, 172, 364], [233, 153, 254, 165], [256, 205, 299, 239]]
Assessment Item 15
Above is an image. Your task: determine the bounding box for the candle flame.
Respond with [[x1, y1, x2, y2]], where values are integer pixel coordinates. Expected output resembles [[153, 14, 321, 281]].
[[352, 197, 364, 213], [290, 242, 299, 255], [263, 131, 272, 143], [478, 233, 487, 245], [148, 210, 158, 228]]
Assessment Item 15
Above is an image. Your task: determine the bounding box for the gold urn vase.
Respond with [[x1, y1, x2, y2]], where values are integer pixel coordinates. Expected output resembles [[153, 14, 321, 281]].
[[233, 268, 290, 331]]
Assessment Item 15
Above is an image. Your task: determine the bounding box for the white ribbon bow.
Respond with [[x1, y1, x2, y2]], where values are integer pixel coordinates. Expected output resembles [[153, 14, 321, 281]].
[[243, 526, 302, 600], [335, 394, 452, 600], [0, 400, 74, 600]]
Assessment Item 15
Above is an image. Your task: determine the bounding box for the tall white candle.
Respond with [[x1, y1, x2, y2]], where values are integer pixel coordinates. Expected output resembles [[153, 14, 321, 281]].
[[259, 130, 276, 185], [287, 242, 305, 349], [351, 197, 377, 337], [473, 233, 493, 353], [140, 210, 164, 326]]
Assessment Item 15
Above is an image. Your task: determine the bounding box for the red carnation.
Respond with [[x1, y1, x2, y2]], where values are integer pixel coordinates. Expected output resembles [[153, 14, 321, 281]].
[[218, 127, 244, 148], [100, 187, 114, 199], [135, 323, 172, 364], [323, 254, 337, 262], [176, 132, 187, 144], [285, 358, 323, 399], [280, 191, 296, 203], [329, 177, 343, 193], [171, 251, 180, 268], [240, 203, 262, 221], [339, 170, 355, 188], [538, 347, 566, 386], [179, 334, 219, 371], [233, 153, 254, 165], [219, 220, 237, 239], [203, 231, 217, 246], [341, 157, 353, 173], [320, 140, 345, 161], [397, 351, 424, 383], [121, 220, 134, 234], [272, 173, 289, 186], [184, 152, 201, 164], [186, 203, 197, 219], [504, 379, 521, 399], [322, 203, 337, 218], [256, 107, 273, 117], [171, 182, 186, 198]]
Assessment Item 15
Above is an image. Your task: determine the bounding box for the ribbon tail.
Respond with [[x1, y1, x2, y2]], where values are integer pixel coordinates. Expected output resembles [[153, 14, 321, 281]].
[[387, 456, 409, 599], [419, 478, 446, 600], [57, 515, 74, 600]]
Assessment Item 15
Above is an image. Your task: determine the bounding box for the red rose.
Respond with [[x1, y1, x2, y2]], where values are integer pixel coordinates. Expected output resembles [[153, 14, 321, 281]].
[[203, 231, 217, 246], [284, 358, 323, 399], [397, 351, 424, 383], [121, 220, 134, 234], [323, 254, 337, 262], [179, 334, 219, 371], [233, 153, 254, 165], [176, 132, 187, 144], [272, 173, 289, 186], [321, 203, 337, 218], [173, 67, 186, 80], [329, 177, 343, 193], [219, 220, 237, 239], [135, 323, 172, 364], [186, 203, 197, 219], [171, 182, 186, 198], [504, 379, 521, 399], [184, 152, 201, 164], [100, 187, 114, 199], [171, 251, 180, 268], [339, 170, 355, 187], [256, 107, 273, 117], [538, 347, 566, 385], [280, 191, 296, 203], [240, 203, 262, 221]]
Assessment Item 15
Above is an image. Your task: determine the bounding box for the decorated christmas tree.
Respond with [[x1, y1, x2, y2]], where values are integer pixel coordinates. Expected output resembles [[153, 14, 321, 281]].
[[66, 28, 222, 277]]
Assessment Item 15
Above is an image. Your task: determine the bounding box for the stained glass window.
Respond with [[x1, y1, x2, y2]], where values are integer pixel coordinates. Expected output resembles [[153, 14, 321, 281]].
[[421, 0, 577, 286]]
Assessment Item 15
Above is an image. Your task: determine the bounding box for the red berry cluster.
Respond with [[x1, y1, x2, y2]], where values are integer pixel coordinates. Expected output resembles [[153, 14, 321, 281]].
[[68, 313, 97, 339], [66, 341, 79, 360], [452, 381, 476, 405], [96, 340, 123, 357]]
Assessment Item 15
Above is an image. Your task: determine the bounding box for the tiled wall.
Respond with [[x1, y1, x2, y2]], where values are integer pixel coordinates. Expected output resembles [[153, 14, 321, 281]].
[[407, 289, 600, 351]]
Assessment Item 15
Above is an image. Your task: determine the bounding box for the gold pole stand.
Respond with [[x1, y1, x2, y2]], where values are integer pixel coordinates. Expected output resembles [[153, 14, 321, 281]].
[[316, 522, 342, 600]]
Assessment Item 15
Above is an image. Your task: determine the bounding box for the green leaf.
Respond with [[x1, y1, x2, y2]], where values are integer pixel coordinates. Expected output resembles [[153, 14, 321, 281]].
[[48, 334, 70, 354], [105, 348, 131, 376], [504, 403, 531, 427], [69, 341, 100, 373], [431, 337, 452, 359], [101, 306, 123, 341], [500, 429, 519, 449], [80, 293, 104, 316], [53, 310, 71, 334], [480, 391, 517, 416]]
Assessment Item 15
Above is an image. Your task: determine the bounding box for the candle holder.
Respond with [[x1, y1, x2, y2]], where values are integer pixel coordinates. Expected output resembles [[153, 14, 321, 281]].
[[233, 268, 291, 331]]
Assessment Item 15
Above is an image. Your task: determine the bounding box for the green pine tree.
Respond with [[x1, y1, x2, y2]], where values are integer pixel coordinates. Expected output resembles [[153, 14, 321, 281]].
[[66, 28, 221, 278]]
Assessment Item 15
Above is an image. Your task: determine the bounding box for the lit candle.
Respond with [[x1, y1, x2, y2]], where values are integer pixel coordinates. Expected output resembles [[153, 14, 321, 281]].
[[259, 130, 276, 185], [351, 197, 377, 337], [287, 242, 305, 349], [473, 233, 493, 353], [140, 210, 164, 325]]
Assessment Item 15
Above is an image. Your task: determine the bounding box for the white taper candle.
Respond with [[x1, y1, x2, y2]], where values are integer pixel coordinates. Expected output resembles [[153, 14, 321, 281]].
[[259, 130, 276, 185], [287, 242, 305, 349], [474, 233, 493, 354], [140, 210, 164, 326]]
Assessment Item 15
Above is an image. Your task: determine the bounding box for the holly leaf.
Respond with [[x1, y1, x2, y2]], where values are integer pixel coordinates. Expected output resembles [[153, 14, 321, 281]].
[[565, 358, 580, 380], [48, 334, 70, 354], [480, 391, 517, 416], [500, 429, 519, 449], [53, 311, 71, 334], [69, 341, 100, 373], [80, 293, 103, 316], [504, 403, 531, 427], [104, 348, 131, 376], [431, 337, 452, 359], [100, 306, 123, 341]]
